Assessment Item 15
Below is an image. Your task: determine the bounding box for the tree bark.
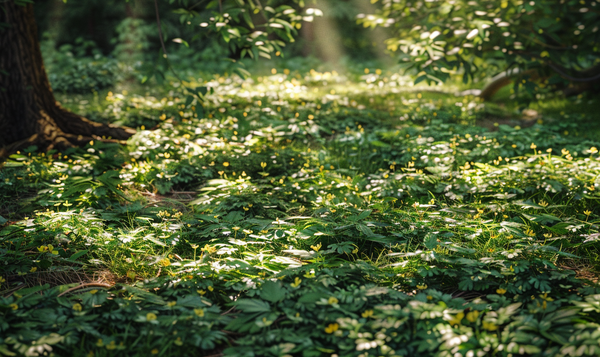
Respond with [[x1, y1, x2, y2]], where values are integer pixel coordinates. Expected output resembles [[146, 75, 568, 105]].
[[0, 2, 135, 156]]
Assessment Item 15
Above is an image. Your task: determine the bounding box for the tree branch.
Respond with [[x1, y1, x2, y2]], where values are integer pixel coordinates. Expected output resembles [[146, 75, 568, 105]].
[[549, 63, 600, 83]]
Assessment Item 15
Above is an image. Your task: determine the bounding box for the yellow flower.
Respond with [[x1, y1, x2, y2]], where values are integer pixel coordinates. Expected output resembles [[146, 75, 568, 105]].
[[174, 337, 183, 346], [530, 143, 537, 150], [223, 162, 230, 167], [194, 308, 205, 317], [105, 341, 116, 350], [361, 310, 374, 318], [466, 310, 480, 323], [260, 162, 267, 168], [151, 348, 159, 354], [496, 288, 507, 295], [416, 284, 428, 290], [72, 303, 83, 312], [167, 301, 177, 307], [29, 267, 37, 273], [9, 303, 18, 310], [584, 210, 592, 216], [290, 277, 302, 288], [96, 339, 104, 347], [310, 243, 322, 252], [303, 271, 315, 278], [159, 258, 171, 267], [207, 286, 214, 292], [324, 323, 339, 334], [197, 289, 206, 295], [146, 313, 157, 321], [448, 312, 464, 326], [590, 147, 598, 154], [482, 320, 498, 331], [201, 244, 217, 254], [328, 297, 339, 305]]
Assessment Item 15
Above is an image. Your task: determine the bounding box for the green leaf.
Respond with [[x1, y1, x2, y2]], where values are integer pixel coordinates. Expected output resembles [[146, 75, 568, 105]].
[[68, 250, 88, 262], [414, 75, 428, 85], [234, 299, 271, 313], [260, 281, 286, 303], [424, 234, 439, 250], [121, 285, 166, 305]]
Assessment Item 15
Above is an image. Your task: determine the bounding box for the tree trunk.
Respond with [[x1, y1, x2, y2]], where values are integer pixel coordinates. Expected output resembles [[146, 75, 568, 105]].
[[0, 2, 134, 156]]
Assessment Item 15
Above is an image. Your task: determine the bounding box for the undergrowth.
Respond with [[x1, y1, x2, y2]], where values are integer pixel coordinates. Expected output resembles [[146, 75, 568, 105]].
[[1, 69, 599, 357]]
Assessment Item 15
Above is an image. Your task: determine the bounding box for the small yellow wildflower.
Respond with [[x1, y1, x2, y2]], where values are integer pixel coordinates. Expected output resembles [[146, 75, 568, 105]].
[[72, 303, 83, 312], [30, 267, 37, 273], [584, 210, 592, 216], [324, 323, 339, 334], [151, 348, 159, 354], [328, 297, 339, 305], [146, 313, 157, 321], [482, 320, 498, 331], [310, 243, 322, 252], [207, 286, 214, 292], [159, 258, 171, 267], [448, 312, 464, 326], [223, 162, 230, 167], [361, 310, 374, 318], [201, 244, 217, 254], [105, 341, 117, 350], [197, 289, 206, 295], [194, 308, 205, 317], [496, 288, 507, 295], [290, 277, 302, 288], [590, 147, 598, 154], [9, 303, 18, 310], [96, 339, 104, 347], [530, 143, 537, 150], [260, 162, 267, 168], [466, 310, 480, 323], [416, 284, 428, 290], [167, 301, 177, 307]]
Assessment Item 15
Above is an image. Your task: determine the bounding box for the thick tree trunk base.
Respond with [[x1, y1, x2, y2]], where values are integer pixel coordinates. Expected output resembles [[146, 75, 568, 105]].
[[0, 108, 135, 159], [0, 2, 135, 159]]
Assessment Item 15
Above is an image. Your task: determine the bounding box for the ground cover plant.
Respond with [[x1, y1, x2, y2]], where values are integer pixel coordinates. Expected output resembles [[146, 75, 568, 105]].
[[1, 67, 600, 357]]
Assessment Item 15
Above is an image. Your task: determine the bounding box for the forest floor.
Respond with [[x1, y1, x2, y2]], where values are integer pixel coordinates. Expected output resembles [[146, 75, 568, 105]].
[[1, 70, 600, 356]]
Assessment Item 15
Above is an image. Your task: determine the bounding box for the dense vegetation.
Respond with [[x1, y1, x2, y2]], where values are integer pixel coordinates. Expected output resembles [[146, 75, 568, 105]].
[[1, 1, 600, 356], [1, 63, 600, 355]]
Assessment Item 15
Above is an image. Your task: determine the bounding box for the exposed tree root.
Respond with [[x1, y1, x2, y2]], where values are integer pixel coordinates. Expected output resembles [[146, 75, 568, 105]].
[[57, 282, 113, 297], [0, 108, 135, 160]]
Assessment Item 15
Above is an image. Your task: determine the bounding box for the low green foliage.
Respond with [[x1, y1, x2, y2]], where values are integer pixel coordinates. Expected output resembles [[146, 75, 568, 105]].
[[41, 36, 119, 94], [1, 68, 600, 356]]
